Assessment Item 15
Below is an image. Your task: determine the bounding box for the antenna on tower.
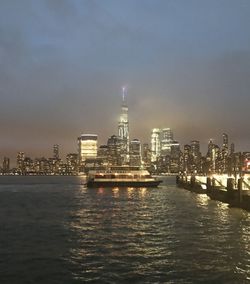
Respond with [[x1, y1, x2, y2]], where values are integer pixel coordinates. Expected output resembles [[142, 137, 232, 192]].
[[122, 86, 126, 102]]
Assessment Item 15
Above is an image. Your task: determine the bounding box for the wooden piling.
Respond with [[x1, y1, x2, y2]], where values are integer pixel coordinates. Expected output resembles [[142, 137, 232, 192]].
[[206, 177, 211, 190], [226, 178, 234, 191], [237, 178, 243, 204]]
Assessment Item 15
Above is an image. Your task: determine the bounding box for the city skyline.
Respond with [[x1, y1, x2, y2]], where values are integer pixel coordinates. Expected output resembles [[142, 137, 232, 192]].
[[0, 90, 243, 166], [1, 0, 250, 161], [0, 87, 242, 175], [1, 79, 249, 176]]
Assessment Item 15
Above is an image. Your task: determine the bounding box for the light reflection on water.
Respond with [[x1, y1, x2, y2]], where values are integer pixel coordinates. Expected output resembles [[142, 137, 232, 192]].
[[195, 193, 210, 207], [127, 187, 134, 199], [0, 176, 249, 283], [68, 180, 250, 283], [112, 187, 119, 198]]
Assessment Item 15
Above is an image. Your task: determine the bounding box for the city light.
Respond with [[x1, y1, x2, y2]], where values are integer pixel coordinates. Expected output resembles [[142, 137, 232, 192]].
[[1, 95, 250, 177]]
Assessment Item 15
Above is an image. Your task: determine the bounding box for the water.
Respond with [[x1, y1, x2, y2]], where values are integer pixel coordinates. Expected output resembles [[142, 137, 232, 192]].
[[0, 176, 249, 284]]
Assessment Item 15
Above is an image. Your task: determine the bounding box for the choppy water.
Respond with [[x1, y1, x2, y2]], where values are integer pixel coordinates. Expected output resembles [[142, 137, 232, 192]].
[[0, 176, 249, 284]]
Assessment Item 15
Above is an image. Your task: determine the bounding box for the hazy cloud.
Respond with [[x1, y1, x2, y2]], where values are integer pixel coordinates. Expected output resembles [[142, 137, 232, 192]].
[[0, 0, 250, 163]]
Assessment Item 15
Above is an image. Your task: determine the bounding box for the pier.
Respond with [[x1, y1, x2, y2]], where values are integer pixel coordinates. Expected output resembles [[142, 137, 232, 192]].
[[176, 173, 250, 211]]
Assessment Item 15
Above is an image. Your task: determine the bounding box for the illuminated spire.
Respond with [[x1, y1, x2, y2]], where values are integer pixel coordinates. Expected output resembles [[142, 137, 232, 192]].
[[122, 86, 127, 103], [122, 86, 125, 102], [118, 87, 129, 164]]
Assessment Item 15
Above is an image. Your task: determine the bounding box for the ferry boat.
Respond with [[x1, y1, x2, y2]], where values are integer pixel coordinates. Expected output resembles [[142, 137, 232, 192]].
[[86, 166, 162, 188]]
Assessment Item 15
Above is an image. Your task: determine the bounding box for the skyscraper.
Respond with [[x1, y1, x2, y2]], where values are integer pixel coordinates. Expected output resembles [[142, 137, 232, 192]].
[[53, 144, 59, 160], [129, 139, 141, 167], [107, 135, 123, 166], [222, 133, 229, 153], [118, 87, 129, 164], [17, 152, 25, 174], [78, 134, 98, 164], [161, 128, 174, 156], [162, 128, 173, 142], [190, 140, 201, 172], [142, 143, 151, 166], [97, 145, 109, 166], [222, 133, 229, 173], [230, 143, 235, 155], [207, 139, 214, 158], [66, 153, 78, 174], [3, 157, 10, 173], [170, 141, 180, 173], [151, 128, 161, 162], [183, 144, 191, 172], [190, 140, 200, 162]]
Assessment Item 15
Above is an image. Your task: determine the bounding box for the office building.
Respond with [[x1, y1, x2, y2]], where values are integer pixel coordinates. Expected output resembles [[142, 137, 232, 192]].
[[53, 144, 60, 160], [3, 157, 10, 173], [222, 133, 229, 154], [190, 140, 201, 172], [66, 153, 78, 174], [107, 135, 123, 166], [17, 152, 25, 174], [78, 134, 98, 164], [97, 145, 109, 166], [170, 141, 181, 173], [129, 139, 141, 167], [151, 128, 161, 162], [161, 128, 173, 156], [142, 143, 151, 166]]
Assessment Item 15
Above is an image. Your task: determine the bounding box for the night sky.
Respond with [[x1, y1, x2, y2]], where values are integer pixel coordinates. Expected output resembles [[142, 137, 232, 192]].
[[1, 0, 250, 163]]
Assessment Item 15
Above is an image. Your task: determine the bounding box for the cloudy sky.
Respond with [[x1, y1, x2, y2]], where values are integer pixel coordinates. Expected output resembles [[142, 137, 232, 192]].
[[0, 0, 250, 163]]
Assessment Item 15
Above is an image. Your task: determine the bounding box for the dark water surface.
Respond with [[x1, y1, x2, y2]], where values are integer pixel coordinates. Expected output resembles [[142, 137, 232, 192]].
[[0, 176, 249, 284]]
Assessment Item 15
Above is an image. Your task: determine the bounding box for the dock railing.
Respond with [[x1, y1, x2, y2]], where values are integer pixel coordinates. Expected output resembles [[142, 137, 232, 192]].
[[177, 172, 250, 210]]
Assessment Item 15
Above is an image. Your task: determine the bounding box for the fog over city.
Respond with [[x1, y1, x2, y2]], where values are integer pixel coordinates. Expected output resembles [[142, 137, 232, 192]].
[[1, 0, 250, 162]]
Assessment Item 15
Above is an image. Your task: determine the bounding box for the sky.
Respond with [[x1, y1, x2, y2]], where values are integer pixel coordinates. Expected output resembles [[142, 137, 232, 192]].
[[0, 0, 250, 163]]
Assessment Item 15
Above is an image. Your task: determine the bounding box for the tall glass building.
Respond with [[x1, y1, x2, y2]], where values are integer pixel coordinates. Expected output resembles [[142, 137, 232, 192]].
[[53, 144, 60, 160], [151, 128, 161, 162], [78, 134, 98, 164], [118, 87, 129, 164], [161, 128, 174, 156], [129, 139, 141, 167]]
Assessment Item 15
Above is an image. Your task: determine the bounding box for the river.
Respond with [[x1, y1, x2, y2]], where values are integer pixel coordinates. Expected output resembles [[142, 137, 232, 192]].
[[0, 176, 249, 283]]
